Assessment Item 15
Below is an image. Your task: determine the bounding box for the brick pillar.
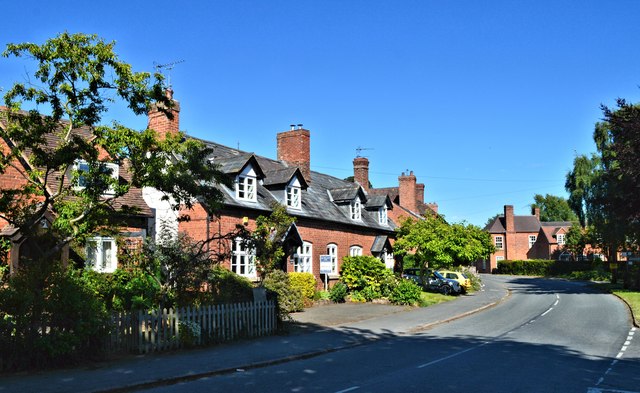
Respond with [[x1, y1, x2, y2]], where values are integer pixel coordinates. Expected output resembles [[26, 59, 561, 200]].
[[277, 126, 311, 183], [148, 89, 180, 139], [398, 171, 417, 213], [353, 157, 369, 192]]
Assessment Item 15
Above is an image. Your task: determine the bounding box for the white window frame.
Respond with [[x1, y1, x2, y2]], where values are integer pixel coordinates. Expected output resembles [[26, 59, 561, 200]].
[[235, 165, 258, 202], [85, 236, 117, 273], [327, 243, 338, 275], [556, 233, 565, 245], [378, 205, 388, 225], [529, 235, 537, 249], [74, 159, 119, 196], [349, 245, 363, 257], [350, 197, 362, 220], [495, 235, 504, 250], [286, 178, 302, 209], [292, 241, 312, 273], [231, 238, 256, 278]]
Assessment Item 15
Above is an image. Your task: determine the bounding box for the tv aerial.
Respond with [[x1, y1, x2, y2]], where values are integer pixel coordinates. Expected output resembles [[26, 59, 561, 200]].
[[153, 59, 185, 89], [355, 146, 373, 157]]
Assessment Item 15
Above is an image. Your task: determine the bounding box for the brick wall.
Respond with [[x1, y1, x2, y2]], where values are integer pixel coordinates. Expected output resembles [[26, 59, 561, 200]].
[[178, 202, 392, 289], [0, 138, 30, 228], [398, 171, 417, 213]]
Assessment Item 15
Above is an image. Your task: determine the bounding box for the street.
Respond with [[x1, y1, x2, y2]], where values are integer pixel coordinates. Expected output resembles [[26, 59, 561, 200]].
[[140, 276, 640, 393]]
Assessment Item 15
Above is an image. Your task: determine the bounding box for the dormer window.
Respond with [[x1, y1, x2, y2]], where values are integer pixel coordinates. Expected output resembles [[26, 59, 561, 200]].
[[350, 197, 362, 220], [286, 177, 302, 209], [236, 165, 257, 202], [378, 205, 388, 225]]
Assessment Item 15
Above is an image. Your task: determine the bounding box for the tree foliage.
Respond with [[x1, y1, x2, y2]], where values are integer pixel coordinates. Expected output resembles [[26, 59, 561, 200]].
[[394, 215, 494, 270], [532, 194, 578, 222], [247, 203, 296, 280], [0, 32, 228, 260]]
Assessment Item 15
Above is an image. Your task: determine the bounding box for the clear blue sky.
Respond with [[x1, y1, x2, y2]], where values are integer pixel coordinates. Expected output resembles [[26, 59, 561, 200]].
[[2, 1, 640, 226]]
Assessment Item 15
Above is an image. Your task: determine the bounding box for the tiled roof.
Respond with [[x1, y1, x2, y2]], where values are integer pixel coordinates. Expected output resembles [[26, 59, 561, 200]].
[[486, 216, 541, 233], [371, 235, 391, 253], [199, 139, 396, 233]]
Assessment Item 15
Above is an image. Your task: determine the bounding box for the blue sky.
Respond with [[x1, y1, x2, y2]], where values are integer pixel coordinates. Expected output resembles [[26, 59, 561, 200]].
[[2, 1, 640, 226]]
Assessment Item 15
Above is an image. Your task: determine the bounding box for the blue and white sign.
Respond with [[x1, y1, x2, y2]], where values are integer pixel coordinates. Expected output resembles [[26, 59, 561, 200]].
[[319, 255, 333, 274]]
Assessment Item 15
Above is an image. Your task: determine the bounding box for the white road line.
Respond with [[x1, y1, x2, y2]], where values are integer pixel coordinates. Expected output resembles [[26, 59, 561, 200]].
[[335, 386, 360, 393], [418, 342, 488, 368], [541, 308, 552, 316]]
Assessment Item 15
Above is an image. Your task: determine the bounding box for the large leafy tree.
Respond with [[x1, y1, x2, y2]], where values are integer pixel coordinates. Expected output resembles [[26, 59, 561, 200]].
[[394, 215, 494, 272], [0, 33, 229, 260], [532, 194, 578, 222]]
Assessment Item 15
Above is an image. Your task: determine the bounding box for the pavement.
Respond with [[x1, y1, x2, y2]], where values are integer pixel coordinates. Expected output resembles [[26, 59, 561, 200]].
[[0, 275, 508, 393]]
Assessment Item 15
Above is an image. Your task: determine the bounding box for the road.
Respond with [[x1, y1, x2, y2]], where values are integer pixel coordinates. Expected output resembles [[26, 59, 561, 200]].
[[136, 276, 640, 393]]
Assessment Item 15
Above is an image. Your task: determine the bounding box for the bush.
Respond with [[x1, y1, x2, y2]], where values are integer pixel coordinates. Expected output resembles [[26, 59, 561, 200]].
[[289, 272, 317, 301], [0, 261, 108, 370], [389, 279, 422, 305], [496, 259, 594, 277], [361, 285, 381, 301], [329, 281, 347, 303], [262, 270, 304, 318], [207, 266, 254, 304], [462, 268, 482, 291], [340, 256, 390, 293]]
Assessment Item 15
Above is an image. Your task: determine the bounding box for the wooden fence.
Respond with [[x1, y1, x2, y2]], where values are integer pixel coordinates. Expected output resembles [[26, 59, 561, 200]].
[[106, 300, 277, 354]]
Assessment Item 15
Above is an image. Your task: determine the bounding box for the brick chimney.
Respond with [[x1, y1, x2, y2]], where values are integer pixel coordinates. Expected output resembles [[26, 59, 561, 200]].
[[504, 205, 514, 233], [398, 171, 417, 213], [148, 88, 180, 139], [416, 183, 425, 204], [277, 125, 310, 183], [532, 206, 540, 220], [353, 156, 370, 192]]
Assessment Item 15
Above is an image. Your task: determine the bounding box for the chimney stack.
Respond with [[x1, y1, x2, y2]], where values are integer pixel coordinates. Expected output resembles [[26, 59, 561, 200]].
[[277, 126, 311, 183], [353, 156, 370, 192], [532, 206, 540, 220], [504, 205, 515, 233], [398, 171, 418, 213], [416, 183, 425, 204], [148, 88, 180, 139]]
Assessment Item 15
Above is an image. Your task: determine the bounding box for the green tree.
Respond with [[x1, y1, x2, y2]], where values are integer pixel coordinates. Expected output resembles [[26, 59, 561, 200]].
[[532, 194, 579, 222], [246, 203, 296, 280], [394, 215, 494, 273], [0, 33, 229, 260]]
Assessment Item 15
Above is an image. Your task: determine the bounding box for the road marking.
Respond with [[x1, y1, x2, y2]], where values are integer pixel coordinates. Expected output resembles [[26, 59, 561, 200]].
[[335, 386, 360, 393], [595, 327, 636, 387], [417, 342, 489, 368]]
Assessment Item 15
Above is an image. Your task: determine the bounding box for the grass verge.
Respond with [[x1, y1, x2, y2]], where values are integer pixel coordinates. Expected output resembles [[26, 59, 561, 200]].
[[418, 291, 456, 307], [592, 282, 640, 327]]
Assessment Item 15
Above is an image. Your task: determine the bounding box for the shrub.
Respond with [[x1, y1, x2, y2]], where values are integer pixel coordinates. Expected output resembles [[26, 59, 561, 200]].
[[0, 261, 108, 370], [462, 268, 482, 291], [496, 259, 594, 277], [348, 291, 367, 303], [207, 266, 254, 304], [340, 256, 390, 293], [262, 270, 304, 318], [329, 281, 347, 303], [289, 272, 317, 301], [361, 285, 381, 301], [389, 279, 422, 305]]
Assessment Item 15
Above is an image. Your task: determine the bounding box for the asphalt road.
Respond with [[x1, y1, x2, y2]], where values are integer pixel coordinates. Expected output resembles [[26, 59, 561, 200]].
[[138, 276, 640, 393]]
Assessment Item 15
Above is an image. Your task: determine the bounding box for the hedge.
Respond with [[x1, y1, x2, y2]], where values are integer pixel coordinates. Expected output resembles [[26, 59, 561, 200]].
[[495, 259, 593, 276]]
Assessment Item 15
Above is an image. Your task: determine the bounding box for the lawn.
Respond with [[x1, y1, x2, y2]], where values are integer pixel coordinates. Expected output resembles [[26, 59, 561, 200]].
[[612, 290, 640, 326], [418, 291, 456, 307]]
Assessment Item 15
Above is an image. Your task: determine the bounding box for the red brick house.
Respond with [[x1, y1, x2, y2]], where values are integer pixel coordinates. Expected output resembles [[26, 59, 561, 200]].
[[477, 204, 572, 273], [143, 93, 402, 287], [0, 111, 153, 274]]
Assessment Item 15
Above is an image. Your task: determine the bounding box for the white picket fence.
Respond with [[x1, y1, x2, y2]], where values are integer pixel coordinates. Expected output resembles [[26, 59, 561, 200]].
[[106, 300, 277, 354]]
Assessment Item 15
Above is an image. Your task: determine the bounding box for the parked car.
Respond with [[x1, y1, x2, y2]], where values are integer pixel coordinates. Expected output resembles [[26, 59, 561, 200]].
[[438, 270, 472, 293], [402, 268, 461, 295]]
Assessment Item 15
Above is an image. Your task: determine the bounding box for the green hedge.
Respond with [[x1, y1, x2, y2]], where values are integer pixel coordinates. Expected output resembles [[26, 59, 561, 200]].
[[495, 260, 593, 276]]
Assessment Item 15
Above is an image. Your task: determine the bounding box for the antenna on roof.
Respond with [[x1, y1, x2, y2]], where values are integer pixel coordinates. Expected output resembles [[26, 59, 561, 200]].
[[153, 60, 185, 89], [355, 146, 373, 157]]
